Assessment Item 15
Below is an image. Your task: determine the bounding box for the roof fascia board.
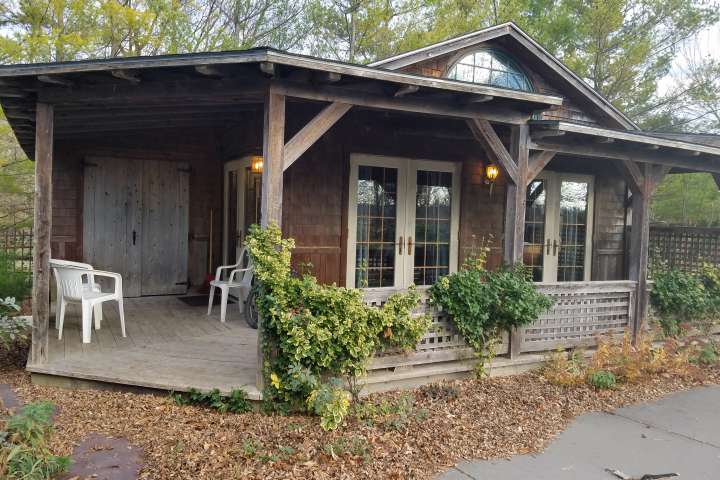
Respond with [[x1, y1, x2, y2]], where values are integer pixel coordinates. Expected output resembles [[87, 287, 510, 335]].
[[533, 120, 720, 156], [368, 23, 512, 69]]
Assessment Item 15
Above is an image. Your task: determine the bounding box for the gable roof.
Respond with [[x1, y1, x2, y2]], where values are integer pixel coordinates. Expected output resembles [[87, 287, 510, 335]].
[[369, 22, 638, 131]]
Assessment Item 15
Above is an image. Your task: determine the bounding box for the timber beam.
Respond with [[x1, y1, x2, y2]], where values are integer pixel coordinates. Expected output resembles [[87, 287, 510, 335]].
[[526, 150, 556, 184], [283, 102, 352, 170], [466, 118, 519, 182], [274, 81, 531, 125]]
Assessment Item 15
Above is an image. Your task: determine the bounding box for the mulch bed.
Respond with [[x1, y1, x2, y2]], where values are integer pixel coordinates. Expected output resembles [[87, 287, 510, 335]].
[[2, 365, 719, 479]]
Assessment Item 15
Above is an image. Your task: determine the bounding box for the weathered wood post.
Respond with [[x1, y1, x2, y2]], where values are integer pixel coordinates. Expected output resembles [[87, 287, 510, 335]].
[[626, 163, 668, 340], [30, 103, 54, 365], [257, 86, 286, 392], [506, 125, 530, 358]]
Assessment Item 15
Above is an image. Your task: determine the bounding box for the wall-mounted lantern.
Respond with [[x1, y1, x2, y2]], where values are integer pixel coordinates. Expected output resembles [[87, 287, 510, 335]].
[[485, 163, 499, 198], [251, 155, 264, 173]]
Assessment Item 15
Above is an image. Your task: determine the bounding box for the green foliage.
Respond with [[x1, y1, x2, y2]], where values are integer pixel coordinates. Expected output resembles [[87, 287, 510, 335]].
[[692, 342, 719, 366], [0, 297, 30, 368], [245, 224, 428, 412], [352, 393, 425, 431], [417, 382, 460, 402], [322, 435, 372, 462], [1, 402, 71, 480], [587, 370, 617, 390], [652, 174, 720, 226], [0, 253, 31, 302], [306, 379, 351, 431], [429, 253, 553, 374], [170, 388, 252, 414], [650, 268, 714, 337]]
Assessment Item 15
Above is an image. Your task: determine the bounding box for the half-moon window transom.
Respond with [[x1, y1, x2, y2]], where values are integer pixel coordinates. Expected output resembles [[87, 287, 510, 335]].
[[447, 49, 533, 92]]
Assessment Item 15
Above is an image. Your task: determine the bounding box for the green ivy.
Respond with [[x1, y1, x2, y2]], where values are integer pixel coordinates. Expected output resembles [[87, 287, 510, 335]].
[[170, 388, 252, 414], [429, 256, 553, 375], [246, 224, 429, 421]]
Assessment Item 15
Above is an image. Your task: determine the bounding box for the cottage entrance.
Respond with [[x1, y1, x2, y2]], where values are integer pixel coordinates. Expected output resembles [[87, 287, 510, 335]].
[[82, 157, 190, 297], [523, 172, 595, 282], [347, 154, 461, 289], [223, 156, 263, 266]]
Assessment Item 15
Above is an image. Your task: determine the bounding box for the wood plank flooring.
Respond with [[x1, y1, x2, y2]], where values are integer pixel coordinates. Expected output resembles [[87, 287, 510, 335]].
[[27, 296, 260, 399]]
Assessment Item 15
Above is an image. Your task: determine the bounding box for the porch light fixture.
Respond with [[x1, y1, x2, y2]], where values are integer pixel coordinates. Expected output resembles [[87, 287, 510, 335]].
[[251, 155, 264, 173], [485, 163, 499, 182], [485, 163, 499, 199]]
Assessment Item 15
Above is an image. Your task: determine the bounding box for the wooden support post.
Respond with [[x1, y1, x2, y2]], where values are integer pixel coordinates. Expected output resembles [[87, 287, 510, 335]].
[[257, 87, 286, 393], [506, 125, 530, 358], [30, 103, 54, 365], [626, 163, 668, 340]]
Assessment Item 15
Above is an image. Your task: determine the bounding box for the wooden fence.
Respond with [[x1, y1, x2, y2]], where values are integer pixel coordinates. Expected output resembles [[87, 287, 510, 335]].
[[0, 228, 33, 273], [648, 224, 720, 274]]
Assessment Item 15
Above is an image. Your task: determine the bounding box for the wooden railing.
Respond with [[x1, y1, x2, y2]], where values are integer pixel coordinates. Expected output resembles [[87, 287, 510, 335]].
[[648, 224, 720, 274], [519, 281, 637, 353]]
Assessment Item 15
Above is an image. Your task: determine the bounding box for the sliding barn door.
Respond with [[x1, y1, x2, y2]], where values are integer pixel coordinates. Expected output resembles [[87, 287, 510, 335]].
[[83, 157, 189, 297], [83, 157, 143, 296], [140, 160, 190, 295]]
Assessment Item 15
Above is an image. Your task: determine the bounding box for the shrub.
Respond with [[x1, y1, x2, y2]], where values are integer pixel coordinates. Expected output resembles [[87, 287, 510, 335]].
[[0, 253, 31, 302], [171, 388, 252, 413], [430, 249, 553, 376], [587, 370, 616, 390], [0, 297, 30, 368], [0, 402, 70, 480], [417, 383, 460, 402], [692, 341, 718, 366], [246, 224, 429, 414], [306, 379, 351, 431], [542, 349, 587, 387], [650, 268, 712, 337]]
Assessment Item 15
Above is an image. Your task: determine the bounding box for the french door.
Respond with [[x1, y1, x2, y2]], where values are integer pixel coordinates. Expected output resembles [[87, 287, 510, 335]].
[[523, 172, 594, 282], [347, 154, 461, 289], [223, 157, 262, 266]]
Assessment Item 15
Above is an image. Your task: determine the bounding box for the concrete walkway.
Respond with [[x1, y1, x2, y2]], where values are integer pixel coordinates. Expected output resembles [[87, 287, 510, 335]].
[[440, 386, 720, 480]]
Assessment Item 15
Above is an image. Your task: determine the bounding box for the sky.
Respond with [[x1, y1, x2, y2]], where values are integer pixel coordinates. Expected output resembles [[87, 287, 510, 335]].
[[658, 22, 720, 95]]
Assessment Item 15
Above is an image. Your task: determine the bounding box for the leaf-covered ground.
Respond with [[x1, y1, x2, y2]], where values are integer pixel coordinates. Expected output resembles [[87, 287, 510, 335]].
[[2, 365, 719, 479]]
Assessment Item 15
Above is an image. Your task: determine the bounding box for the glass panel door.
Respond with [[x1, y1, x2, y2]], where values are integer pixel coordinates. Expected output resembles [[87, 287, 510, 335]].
[[223, 157, 263, 265], [523, 179, 548, 282], [523, 173, 593, 282], [557, 179, 591, 281], [347, 155, 460, 289]]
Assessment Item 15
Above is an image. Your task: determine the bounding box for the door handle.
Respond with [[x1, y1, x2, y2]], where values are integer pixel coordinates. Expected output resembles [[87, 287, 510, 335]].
[[545, 239, 551, 255], [407, 236, 413, 255], [132, 230, 137, 246], [398, 236, 403, 255], [553, 239, 559, 256]]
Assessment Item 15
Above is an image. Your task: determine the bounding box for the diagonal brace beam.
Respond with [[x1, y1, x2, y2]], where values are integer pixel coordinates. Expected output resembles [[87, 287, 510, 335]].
[[526, 151, 556, 185], [283, 102, 352, 170], [467, 118, 519, 184]]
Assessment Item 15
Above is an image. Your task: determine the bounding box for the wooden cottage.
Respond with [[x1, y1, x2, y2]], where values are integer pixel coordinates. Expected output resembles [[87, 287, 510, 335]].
[[3, 22, 720, 398]]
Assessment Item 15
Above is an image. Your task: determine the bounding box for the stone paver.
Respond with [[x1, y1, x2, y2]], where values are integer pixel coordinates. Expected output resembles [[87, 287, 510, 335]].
[[440, 386, 720, 480], [58, 433, 143, 480]]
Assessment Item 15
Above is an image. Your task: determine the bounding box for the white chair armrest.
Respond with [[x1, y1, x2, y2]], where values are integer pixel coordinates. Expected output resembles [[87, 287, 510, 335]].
[[214, 262, 241, 281], [83, 270, 123, 295], [229, 267, 252, 283]]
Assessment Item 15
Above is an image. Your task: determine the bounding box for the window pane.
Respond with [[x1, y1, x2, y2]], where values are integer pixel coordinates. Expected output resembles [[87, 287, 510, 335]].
[[413, 169, 453, 286], [355, 166, 397, 288], [523, 180, 546, 282], [557, 181, 589, 282], [447, 49, 533, 92]]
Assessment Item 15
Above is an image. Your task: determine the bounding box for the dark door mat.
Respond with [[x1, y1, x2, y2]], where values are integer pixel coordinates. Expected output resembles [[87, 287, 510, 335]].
[[59, 433, 142, 480], [177, 295, 235, 307]]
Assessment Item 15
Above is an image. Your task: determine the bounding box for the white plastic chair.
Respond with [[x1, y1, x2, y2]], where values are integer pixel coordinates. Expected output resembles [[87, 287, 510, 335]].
[[52, 264, 126, 343], [208, 247, 253, 323], [50, 259, 104, 329]]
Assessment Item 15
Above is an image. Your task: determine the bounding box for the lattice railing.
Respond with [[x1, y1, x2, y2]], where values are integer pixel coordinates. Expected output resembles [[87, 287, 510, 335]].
[[0, 227, 33, 273], [520, 281, 637, 352], [364, 288, 508, 370], [648, 225, 720, 275]]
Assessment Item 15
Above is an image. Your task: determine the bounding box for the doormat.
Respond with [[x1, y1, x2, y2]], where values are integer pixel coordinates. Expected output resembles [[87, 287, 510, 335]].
[[177, 295, 235, 307]]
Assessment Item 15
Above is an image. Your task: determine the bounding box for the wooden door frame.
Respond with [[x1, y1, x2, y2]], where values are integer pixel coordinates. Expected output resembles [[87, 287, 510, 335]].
[[222, 156, 253, 265]]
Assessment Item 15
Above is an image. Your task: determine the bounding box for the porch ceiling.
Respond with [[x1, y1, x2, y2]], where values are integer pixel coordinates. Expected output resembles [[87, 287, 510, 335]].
[[529, 120, 720, 175], [0, 47, 563, 159]]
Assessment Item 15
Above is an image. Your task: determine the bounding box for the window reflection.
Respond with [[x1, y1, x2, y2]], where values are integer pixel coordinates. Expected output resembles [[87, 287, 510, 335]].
[[447, 50, 533, 92], [414, 170, 452, 286]]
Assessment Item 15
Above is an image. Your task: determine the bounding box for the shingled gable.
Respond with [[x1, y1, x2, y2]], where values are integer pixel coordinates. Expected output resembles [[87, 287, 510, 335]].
[[369, 22, 638, 131]]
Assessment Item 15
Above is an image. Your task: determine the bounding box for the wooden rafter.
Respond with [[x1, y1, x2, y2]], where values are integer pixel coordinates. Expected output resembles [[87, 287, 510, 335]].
[[283, 102, 352, 170], [526, 150, 556, 184]]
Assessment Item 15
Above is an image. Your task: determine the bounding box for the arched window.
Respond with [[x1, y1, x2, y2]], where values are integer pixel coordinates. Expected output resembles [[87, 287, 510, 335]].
[[446, 49, 533, 92]]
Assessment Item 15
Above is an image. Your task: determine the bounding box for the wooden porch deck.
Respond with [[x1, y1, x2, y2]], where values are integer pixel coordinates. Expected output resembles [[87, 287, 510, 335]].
[[27, 296, 260, 399]]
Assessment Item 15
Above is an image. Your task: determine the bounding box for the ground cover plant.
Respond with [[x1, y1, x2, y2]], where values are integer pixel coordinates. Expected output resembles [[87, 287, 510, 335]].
[[170, 388, 252, 414], [0, 297, 30, 368], [0, 401, 70, 480]]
